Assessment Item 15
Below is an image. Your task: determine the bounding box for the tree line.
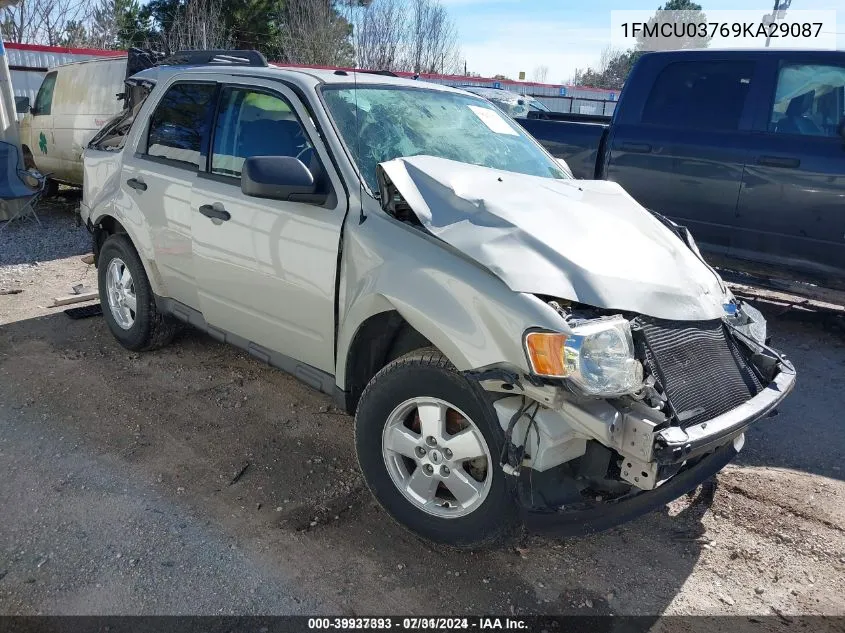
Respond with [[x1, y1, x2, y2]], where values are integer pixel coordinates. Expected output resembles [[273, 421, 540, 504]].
[[570, 0, 710, 89], [0, 0, 464, 73]]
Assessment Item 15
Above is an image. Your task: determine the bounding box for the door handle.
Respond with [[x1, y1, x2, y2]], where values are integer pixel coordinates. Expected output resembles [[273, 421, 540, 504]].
[[619, 142, 652, 154], [126, 178, 147, 191], [758, 155, 801, 169], [199, 204, 231, 222]]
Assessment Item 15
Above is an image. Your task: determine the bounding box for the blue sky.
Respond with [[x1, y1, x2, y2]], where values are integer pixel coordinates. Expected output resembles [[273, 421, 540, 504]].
[[444, 0, 845, 82]]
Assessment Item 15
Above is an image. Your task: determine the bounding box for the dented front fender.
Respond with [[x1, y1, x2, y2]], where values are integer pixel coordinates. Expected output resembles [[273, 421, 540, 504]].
[[335, 207, 567, 390]]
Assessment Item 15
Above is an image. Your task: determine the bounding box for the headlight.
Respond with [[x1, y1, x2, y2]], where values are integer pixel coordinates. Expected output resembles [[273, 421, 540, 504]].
[[525, 316, 643, 396], [726, 301, 767, 346]]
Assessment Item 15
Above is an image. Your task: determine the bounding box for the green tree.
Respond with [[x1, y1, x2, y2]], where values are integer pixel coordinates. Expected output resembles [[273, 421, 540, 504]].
[[60, 20, 90, 47], [90, 0, 148, 49], [572, 0, 710, 89], [636, 0, 712, 51], [660, 0, 703, 10], [572, 47, 639, 90], [142, 0, 282, 56]]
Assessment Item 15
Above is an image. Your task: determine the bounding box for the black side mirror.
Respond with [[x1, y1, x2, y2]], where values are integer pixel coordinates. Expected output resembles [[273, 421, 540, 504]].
[[837, 116, 845, 139], [15, 96, 30, 114], [241, 156, 322, 203]]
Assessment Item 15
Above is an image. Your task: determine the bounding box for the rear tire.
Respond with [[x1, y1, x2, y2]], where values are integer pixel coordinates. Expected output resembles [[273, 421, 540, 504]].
[[97, 233, 176, 352], [355, 348, 520, 549]]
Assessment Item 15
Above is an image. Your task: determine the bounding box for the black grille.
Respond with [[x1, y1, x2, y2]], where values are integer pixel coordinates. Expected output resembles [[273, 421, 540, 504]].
[[634, 318, 763, 428]]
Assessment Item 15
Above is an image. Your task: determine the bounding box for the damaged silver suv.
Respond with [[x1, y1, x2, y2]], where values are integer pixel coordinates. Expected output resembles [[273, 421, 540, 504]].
[[82, 52, 796, 548]]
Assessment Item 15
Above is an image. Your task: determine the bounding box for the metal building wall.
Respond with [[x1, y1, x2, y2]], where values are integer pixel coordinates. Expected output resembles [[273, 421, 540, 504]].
[[413, 73, 619, 116]]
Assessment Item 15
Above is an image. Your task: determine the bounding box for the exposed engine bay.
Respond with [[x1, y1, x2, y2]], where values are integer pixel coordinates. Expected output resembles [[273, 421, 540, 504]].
[[374, 155, 795, 514], [478, 296, 792, 515]]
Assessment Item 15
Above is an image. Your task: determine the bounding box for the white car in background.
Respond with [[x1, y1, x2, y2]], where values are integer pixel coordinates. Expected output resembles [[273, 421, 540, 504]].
[[460, 85, 550, 119], [19, 55, 127, 190]]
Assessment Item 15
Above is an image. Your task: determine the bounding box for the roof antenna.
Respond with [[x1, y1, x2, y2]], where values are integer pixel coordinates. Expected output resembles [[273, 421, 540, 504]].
[[354, 69, 366, 224]]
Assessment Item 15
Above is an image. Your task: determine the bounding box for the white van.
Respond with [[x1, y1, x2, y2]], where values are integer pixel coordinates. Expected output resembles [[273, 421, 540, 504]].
[[19, 55, 127, 188]]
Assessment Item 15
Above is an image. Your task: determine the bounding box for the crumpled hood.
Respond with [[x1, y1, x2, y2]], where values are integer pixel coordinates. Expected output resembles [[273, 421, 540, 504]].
[[378, 156, 727, 321]]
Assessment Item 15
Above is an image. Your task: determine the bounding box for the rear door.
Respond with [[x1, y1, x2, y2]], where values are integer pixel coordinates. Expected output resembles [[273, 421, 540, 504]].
[[121, 80, 218, 310], [607, 58, 756, 249], [735, 56, 845, 285], [190, 77, 347, 376]]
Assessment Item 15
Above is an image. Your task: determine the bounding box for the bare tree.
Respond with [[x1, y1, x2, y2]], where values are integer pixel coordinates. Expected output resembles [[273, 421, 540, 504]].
[[277, 0, 354, 66], [41, 0, 93, 45], [1, 0, 43, 43], [569, 46, 635, 89], [159, 0, 231, 52], [403, 0, 460, 74], [2, 0, 94, 46], [532, 64, 549, 83], [354, 0, 406, 71]]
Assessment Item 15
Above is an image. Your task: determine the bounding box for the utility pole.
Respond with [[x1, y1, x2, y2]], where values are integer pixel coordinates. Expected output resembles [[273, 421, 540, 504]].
[[0, 0, 24, 221], [765, 0, 793, 47]]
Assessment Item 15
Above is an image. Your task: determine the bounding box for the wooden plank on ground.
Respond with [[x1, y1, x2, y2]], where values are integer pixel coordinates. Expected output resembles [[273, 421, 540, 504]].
[[51, 292, 98, 307]]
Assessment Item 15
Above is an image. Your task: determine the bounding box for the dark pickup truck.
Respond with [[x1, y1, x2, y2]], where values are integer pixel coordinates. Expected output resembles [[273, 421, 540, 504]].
[[520, 49, 845, 294]]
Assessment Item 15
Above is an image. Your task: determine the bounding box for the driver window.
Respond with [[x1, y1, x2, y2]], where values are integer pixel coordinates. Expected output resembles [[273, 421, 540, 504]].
[[34, 71, 57, 115], [770, 63, 845, 137], [211, 87, 315, 178]]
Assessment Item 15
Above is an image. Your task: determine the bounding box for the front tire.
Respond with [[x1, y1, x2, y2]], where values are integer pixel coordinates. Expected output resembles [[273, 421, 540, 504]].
[[97, 233, 176, 352], [355, 348, 519, 549]]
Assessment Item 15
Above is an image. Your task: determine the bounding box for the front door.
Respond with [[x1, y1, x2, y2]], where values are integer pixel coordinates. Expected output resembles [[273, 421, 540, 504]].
[[191, 79, 347, 375], [735, 58, 845, 286], [26, 71, 58, 174]]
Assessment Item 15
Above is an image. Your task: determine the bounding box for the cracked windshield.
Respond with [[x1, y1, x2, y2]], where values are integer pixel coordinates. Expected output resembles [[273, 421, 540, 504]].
[[322, 86, 568, 192]]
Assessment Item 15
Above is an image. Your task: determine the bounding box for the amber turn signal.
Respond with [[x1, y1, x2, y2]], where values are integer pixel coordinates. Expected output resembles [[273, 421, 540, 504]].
[[524, 332, 568, 378]]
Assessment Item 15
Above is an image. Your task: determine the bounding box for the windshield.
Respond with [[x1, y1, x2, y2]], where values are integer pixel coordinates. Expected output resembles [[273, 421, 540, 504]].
[[321, 85, 568, 193], [529, 98, 550, 112]]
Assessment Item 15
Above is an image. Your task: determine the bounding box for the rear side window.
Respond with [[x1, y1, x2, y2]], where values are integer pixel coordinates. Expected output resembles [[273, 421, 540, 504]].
[[34, 72, 57, 116], [146, 83, 217, 168], [210, 87, 315, 179], [769, 63, 845, 137], [641, 61, 754, 131]]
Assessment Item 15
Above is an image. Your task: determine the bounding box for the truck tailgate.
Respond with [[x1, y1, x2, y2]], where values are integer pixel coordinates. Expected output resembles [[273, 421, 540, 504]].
[[518, 118, 608, 180]]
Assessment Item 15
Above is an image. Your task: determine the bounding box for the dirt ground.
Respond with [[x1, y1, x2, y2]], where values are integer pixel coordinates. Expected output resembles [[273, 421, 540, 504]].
[[1, 205, 844, 618]]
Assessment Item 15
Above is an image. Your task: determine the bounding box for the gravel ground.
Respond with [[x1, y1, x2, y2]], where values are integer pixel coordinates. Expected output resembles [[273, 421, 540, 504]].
[[0, 199, 96, 324], [0, 193, 89, 269], [1, 204, 844, 619]]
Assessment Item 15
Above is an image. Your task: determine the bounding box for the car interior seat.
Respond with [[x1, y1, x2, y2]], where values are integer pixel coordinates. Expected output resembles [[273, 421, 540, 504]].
[[776, 91, 824, 136], [237, 109, 324, 192]]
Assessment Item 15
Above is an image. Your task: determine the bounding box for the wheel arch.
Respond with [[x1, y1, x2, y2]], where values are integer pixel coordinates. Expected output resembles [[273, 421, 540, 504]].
[[93, 213, 166, 296], [21, 144, 37, 171], [338, 308, 434, 414]]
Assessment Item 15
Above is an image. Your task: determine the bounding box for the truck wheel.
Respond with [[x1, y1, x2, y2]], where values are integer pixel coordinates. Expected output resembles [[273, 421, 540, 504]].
[[97, 233, 177, 352], [355, 348, 519, 549]]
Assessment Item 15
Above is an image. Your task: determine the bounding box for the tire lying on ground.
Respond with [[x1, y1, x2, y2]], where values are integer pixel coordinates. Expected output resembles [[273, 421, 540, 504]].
[[97, 233, 177, 352], [355, 348, 520, 549]]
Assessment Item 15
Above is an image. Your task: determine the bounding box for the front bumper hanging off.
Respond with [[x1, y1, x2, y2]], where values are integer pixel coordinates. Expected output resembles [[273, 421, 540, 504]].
[[524, 441, 740, 537]]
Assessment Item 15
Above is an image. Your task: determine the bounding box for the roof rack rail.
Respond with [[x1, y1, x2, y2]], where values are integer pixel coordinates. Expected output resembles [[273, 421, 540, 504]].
[[160, 50, 268, 68], [359, 69, 398, 77]]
